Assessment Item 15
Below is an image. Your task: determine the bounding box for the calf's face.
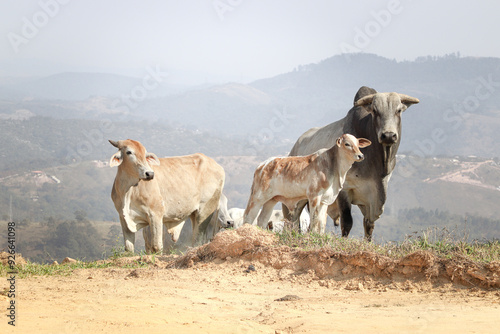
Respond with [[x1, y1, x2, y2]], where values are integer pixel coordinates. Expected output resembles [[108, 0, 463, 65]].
[[109, 139, 160, 180], [336, 134, 371, 162]]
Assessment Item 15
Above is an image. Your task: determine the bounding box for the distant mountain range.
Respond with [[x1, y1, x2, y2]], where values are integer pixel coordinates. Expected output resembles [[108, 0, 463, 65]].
[[1, 53, 500, 158], [0, 71, 194, 100]]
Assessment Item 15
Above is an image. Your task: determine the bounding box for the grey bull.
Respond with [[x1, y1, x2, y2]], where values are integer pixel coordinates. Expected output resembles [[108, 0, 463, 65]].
[[285, 86, 419, 240]]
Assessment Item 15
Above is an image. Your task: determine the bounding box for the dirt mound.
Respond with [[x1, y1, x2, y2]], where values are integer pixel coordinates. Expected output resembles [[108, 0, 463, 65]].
[[0, 251, 27, 266], [173, 224, 277, 267], [170, 225, 500, 289]]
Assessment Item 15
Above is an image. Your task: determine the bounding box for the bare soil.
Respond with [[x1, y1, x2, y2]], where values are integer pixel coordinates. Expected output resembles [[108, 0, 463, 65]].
[[2, 225, 499, 333]]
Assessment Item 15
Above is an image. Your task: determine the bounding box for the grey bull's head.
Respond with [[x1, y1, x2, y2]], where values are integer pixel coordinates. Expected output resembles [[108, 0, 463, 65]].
[[354, 92, 419, 146]]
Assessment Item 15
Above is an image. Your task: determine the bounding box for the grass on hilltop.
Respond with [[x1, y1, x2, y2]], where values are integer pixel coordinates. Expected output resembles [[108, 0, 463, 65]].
[[276, 224, 500, 264]]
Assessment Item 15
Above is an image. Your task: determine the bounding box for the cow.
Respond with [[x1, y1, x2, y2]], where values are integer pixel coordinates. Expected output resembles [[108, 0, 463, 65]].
[[285, 86, 419, 240], [109, 139, 225, 253], [196, 192, 234, 240], [227, 208, 245, 228], [243, 134, 371, 233]]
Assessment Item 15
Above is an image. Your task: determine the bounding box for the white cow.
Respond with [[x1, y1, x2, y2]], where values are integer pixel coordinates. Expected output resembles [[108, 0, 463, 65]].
[[109, 139, 225, 253]]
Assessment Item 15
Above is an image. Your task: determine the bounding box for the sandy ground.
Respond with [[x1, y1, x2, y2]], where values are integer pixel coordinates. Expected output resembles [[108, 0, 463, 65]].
[[2, 225, 499, 333]]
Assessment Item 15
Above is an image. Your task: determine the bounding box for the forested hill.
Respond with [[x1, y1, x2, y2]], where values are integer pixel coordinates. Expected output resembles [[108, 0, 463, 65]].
[[0, 116, 288, 176]]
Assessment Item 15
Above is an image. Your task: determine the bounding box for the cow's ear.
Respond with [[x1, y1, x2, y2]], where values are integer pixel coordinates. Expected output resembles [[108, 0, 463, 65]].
[[146, 152, 160, 166], [336, 137, 342, 147], [110, 151, 123, 167], [358, 138, 372, 148]]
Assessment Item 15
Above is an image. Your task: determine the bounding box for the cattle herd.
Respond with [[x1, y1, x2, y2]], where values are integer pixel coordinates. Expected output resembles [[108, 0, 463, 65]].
[[109, 86, 419, 252]]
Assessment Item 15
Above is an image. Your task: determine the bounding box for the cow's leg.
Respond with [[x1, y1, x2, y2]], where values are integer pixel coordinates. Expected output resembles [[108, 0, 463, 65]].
[[190, 211, 200, 246], [149, 215, 163, 253], [243, 196, 264, 225], [196, 211, 213, 241], [308, 197, 324, 234], [318, 204, 329, 234], [294, 200, 308, 231], [192, 209, 218, 244], [327, 201, 340, 226], [142, 226, 151, 253], [256, 199, 278, 229], [196, 189, 223, 244], [283, 200, 307, 230], [337, 191, 353, 237], [206, 208, 220, 240], [212, 208, 222, 237], [363, 218, 375, 242], [358, 205, 375, 241], [119, 216, 135, 253], [192, 206, 220, 245], [166, 221, 185, 243], [281, 204, 292, 223]]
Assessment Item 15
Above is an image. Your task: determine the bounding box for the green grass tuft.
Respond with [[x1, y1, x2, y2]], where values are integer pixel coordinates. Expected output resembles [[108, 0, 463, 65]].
[[0, 253, 153, 278]]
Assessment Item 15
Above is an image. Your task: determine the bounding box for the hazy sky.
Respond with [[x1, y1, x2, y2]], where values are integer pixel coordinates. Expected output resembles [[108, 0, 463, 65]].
[[1, 0, 500, 83]]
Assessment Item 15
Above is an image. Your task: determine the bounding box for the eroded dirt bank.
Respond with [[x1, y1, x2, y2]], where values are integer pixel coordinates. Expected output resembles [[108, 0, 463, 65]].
[[174, 224, 500, 290]]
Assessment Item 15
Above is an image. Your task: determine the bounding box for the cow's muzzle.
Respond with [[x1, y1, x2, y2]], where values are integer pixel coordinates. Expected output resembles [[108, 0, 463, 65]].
[[380, 131, 398, 145], [144, 171, 154, 180]]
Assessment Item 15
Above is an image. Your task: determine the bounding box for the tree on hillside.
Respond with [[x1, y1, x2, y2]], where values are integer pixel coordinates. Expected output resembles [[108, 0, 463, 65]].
[[41, 211, 104, 263]]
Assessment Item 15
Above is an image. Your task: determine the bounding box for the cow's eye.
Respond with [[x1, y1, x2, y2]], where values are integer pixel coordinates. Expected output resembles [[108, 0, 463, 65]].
[[345, 143, 351, 147], [126, 151, 132, 155]]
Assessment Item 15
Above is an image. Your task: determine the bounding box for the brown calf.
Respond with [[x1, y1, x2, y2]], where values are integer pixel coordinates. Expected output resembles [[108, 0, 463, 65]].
[[243, 134, 371, 234]]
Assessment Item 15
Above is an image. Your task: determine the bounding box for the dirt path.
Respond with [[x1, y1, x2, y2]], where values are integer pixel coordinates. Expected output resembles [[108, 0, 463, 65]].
[[2, 225, 499, 333], [424, 160, 499, 191], [2, 262, 499, 334]]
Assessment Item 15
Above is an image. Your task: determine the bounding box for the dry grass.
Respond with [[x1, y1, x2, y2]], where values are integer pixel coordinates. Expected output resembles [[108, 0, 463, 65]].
[[276, 224, 500, 264]]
